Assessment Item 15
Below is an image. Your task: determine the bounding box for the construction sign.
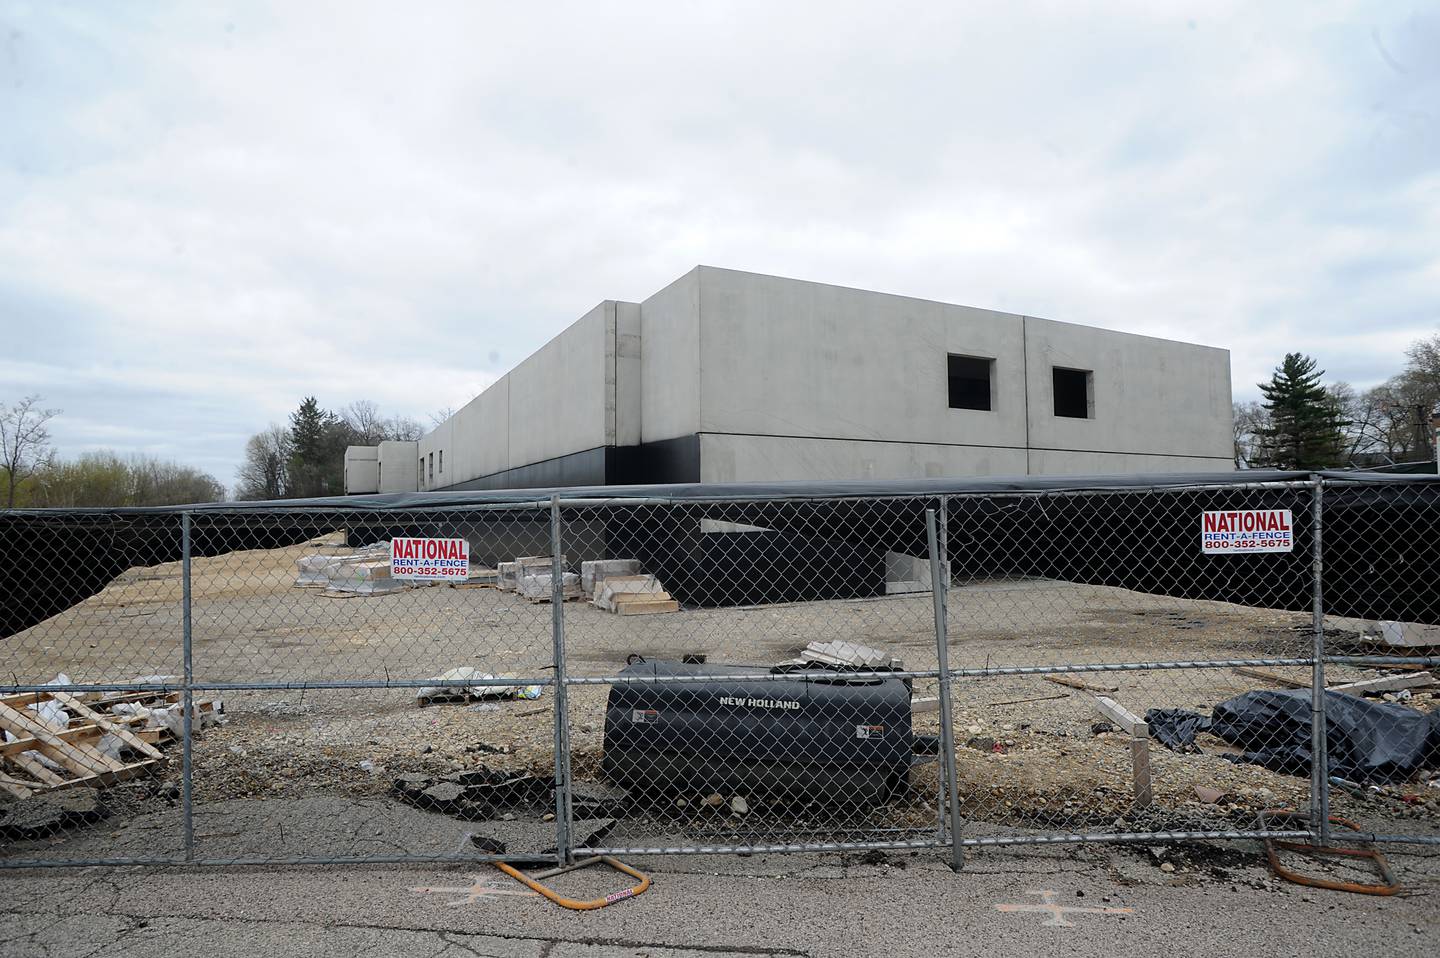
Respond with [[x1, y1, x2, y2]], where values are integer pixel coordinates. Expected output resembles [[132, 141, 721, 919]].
[[391, 537, 470, 579], [1200, 509, 1293, 555]]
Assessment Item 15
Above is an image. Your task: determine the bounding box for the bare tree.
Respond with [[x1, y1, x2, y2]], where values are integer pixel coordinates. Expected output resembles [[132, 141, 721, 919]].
[[235, 424, 292, 500], [1404, 333, 1440, 399], [0, 395, 60, 509], [340, 400, 387, 445], [429, 407, 456, 427], [386, 416, 425, 441], [1231, 400, 1270, 468]]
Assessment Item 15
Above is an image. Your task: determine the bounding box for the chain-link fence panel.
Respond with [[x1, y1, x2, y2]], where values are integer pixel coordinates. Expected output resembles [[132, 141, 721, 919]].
[[1316, 477, 1440, 848], [558, 497, 951, 854], [3, 475, 1436, 869], [1, 511, 188, 866], [2, 504, 568, 867], [940, 482, 1328, 847]]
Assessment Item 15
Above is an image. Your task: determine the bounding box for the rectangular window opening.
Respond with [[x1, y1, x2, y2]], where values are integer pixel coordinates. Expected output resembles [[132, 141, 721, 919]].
[[1053, 366, 1094, 419], [428, 452, 435, 485], [438, 450, 444, 474], [947, 354, 994, 411]]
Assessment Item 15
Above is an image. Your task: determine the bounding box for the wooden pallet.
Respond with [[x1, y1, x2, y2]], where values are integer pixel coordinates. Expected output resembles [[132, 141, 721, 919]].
[[0, 690, 215, 799]]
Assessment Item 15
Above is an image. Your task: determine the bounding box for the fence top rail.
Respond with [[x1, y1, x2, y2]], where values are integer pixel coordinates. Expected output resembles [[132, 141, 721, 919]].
[[1, 469, 1434, 518]]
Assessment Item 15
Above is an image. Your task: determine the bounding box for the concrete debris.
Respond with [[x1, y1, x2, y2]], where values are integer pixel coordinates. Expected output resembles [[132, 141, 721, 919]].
[[730, 796, 749, 815], [391, 767, 567, 822], [594, 574, 678, 615], [569, 781, 632, 819], [581, 559, 642, 596], [466, 817, 617, 856], [0, 788, 106, 839], [883, 551, 949, 594], [798, 640, 900, 670]]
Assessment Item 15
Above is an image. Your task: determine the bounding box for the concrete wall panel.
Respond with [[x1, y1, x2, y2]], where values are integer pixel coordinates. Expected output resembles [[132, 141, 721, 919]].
[[1023, 316, 1233, 460], [700, 433, 1029, 483], [694, 267, 1027, 447], [1025, 448, 1234, 475], [639, 268, 701, 443], [376, 440, 419, 493], [507, 302, 609, 468]]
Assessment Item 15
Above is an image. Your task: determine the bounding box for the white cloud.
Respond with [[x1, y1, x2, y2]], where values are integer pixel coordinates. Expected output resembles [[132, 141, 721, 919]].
[[0, 0, 1436, 485]]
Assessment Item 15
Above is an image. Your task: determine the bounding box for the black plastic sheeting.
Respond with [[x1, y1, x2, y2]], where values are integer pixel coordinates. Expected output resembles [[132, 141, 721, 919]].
[[1147, 690, 1440, 783], [1, 468, 1434, 515], [2, 470, 1437, 638]]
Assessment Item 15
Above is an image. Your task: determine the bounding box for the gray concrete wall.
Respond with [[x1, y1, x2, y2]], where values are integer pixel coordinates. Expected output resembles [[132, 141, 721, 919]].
[[1022, 316, 1233, 463], [418, 301, 640, 491], [614, 302, 643, 447], [639, 268, 701, 443], [690, 267, 1233, 480], [700, 433, 1029, 482], [376, 440, 418, 493], [695, 267, 1028, 448], [394, 266, 1234, 491], [342, 445, 379, 495]]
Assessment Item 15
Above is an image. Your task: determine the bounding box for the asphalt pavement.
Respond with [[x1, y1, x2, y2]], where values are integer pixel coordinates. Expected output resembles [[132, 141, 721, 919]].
[[1, 840, 1435, 957]]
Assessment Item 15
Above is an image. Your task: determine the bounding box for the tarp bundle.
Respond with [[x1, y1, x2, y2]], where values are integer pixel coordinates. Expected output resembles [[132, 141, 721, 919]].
[[1147, 690, 1440, 783]]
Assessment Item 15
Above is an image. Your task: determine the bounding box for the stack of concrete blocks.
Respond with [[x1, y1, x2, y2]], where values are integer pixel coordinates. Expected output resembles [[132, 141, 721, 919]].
[[459, 566, 499, 588], [505, 555, 581, 602], [593, 575, 679, 615], [326, 558, 408, 596], [883, 551, 950, 595], [295, 542, 390, 588], [581, 559, 641, 597], [519, 572, 582, 602]]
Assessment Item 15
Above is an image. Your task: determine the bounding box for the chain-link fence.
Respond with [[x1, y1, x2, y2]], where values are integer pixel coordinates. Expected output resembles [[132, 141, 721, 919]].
[[1, 474, 1435, 869]]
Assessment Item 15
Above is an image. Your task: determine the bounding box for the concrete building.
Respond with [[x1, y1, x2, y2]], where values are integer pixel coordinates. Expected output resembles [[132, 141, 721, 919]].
[[345, 267, 1234, 493]]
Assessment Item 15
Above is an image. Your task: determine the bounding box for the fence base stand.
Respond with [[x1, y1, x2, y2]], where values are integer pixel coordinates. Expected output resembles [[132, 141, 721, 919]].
[[1259, 810, 1401, 897], [494, 856, 650, 910]]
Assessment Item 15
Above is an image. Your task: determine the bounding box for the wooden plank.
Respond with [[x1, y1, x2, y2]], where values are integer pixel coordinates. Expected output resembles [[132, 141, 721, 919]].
[[0, 772, 35, 799], [7, 751, 68, 786], [1231, 666, 1308, 689], [0, 723, 107, 758], [40, 759, 165, 793], [1092, 695, 1145, 736], [911, 696, 940, 714], [49, 691, 165, 760], [1043, 674, 1119, 694], [615, 599, 680, 615], [1328, 672, 1437, 695], [987, 692, 1068, 707], [1130, 723, 1153, 808], [0, 702, 124, 776]]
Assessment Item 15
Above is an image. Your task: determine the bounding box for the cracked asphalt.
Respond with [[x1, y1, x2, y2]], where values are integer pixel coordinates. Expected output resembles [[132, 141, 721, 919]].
[[1, 840, 1435, 957]]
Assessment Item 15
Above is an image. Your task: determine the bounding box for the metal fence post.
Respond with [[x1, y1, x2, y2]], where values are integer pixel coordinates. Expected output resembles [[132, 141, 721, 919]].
[[549, 496, 573, 865], [1309, 476, 1330, 845], [927, 507, 964, 871], [180, 512, 195, 862]]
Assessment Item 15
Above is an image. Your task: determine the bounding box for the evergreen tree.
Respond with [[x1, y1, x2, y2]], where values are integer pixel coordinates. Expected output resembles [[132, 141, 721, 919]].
[[287, 397, 335, 497], [1257, 353, 1346, 469]]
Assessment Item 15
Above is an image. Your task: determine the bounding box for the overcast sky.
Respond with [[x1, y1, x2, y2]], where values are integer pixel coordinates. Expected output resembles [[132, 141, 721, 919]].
[[1, 2, 1436, 489]]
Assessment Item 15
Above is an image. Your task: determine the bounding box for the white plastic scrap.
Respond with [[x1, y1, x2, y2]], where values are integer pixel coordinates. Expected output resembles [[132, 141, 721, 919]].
[[417, 667, 544, 702]]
